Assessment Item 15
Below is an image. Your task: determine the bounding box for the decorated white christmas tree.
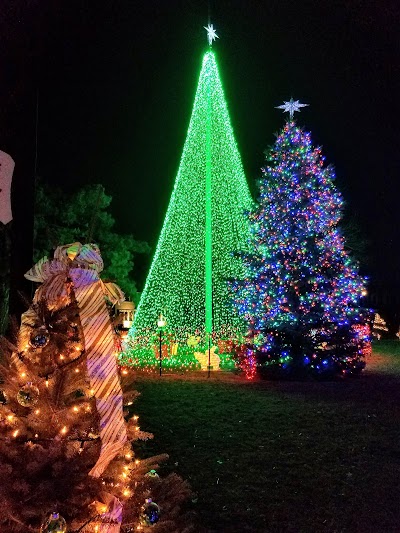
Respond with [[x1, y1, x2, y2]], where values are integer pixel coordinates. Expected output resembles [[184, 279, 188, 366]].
[[0, 243, 193, 532]]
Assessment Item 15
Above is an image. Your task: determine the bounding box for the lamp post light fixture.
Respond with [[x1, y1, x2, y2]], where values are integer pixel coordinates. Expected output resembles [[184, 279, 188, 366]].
[[114, 300, 135, 340], [157, 314, 166, 376]]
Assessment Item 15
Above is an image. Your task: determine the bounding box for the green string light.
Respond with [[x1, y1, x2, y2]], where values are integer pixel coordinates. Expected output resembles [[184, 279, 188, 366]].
[[122, 50, 252, 368], [205, 54, 213, 339]]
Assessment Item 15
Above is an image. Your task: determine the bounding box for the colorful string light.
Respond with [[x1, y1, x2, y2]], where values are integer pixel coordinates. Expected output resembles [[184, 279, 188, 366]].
[[230, 121, 370, 377]]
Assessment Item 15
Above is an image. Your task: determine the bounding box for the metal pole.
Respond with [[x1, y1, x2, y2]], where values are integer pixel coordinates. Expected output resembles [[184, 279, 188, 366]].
[[159, 329, 162, 377], [205, 53, 213, 375], [208, 335, 211, 378]]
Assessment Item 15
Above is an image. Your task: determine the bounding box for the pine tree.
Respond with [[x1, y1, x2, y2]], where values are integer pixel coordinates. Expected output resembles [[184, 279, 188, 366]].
[[231, 120, 369, 378], [0, 243, 193, 532], [34, 181, 150, 304], [124, 50, 252, 370]]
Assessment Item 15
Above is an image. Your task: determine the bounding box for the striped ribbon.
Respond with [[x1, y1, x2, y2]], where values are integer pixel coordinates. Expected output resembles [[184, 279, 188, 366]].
[[94, 492, 123, 533], [25, 243, 127, 479], [69, 265, 127, 477]]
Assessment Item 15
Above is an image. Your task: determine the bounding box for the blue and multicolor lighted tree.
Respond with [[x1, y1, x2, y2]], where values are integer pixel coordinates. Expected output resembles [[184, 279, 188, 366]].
[[231, 120, 370, 378]]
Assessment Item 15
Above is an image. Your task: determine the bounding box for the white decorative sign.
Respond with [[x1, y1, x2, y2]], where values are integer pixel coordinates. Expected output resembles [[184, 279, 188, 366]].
[[0, 150, 14, 224]]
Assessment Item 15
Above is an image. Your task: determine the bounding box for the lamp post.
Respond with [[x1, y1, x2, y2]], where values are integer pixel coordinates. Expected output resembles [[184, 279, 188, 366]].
[[114, 300, 135, 341], [157, 314, 166, 377]]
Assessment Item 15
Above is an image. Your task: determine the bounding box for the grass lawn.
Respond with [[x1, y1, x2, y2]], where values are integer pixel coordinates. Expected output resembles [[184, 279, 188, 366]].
[[131, 341, 400, 532]]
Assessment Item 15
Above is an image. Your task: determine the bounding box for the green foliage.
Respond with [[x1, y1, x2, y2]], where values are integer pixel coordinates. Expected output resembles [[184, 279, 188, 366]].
[[34, 181, 149, 303]]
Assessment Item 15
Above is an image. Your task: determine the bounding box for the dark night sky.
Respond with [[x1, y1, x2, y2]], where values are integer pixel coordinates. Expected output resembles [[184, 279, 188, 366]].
[[1, 1, 400, 318]]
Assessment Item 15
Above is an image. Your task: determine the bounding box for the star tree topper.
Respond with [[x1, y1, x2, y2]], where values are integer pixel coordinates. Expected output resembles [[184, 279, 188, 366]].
[[204, 24, 219, 46], [275, 98, 309, 119]]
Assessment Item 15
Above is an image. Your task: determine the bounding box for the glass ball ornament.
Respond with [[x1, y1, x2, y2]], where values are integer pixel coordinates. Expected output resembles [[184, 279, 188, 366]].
[[30, 327, 50, 349], [139, 498, 160, 526], [145, 469, 160, 480], [16, 382, 40, 407], [40, 512, 67, 532]]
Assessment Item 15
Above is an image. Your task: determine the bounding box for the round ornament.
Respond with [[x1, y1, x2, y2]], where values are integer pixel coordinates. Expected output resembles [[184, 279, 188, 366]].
[[30, 327, 50, 349], [0, 390, 8, 404], [16, 382, 40, 407], [139, 498, 160, 526], [145, 469, 160, 480], [40, 512, 67, 532]]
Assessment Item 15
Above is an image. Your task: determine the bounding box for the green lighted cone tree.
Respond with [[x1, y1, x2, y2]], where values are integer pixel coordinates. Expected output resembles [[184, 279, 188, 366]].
[[123, 47, 252, 370]]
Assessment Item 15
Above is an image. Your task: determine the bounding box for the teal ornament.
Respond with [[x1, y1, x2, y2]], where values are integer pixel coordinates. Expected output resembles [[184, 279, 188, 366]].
[[30, 327, 50, 349], [16, 382, 40, 407], [145, 469, 160, 480], [40, 512, 67, 532], [139, 498, 160, 526]]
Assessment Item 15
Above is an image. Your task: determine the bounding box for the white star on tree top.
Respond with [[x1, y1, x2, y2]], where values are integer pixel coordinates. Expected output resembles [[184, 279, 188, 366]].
[[204, 24, 219, 46], [275, 98, 309, 119]]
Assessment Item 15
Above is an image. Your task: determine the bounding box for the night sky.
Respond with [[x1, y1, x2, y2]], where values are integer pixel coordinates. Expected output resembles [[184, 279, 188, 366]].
[[1, 1, 399, 321]]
